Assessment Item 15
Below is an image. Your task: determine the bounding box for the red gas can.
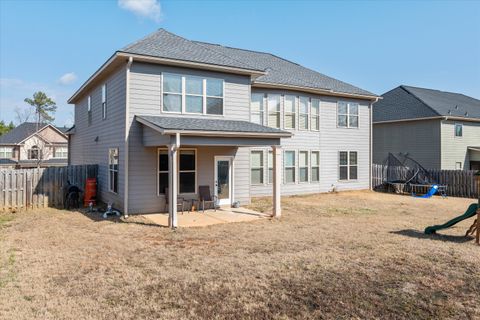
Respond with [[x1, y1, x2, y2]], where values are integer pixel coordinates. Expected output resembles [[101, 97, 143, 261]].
[[84, 178, 97, 207]]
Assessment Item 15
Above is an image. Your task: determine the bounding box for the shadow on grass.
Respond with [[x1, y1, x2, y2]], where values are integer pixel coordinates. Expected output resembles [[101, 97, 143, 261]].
[[77, 211, 168, 228], [391, 229, 473, 243]]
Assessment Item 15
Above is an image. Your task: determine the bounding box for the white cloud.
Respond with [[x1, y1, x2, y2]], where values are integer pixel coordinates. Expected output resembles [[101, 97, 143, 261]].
[[58, 72, 77, 85], [118, 0, 162, 22]]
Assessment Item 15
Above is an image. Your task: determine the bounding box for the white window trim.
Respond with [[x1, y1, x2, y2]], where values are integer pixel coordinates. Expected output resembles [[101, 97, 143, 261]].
[[0, 147, 13, 159], [311, 99, 320, 131], [161, 73, 225, 116], [108, 148, 119, 194], [337, 101, 359, 129], [454, 123, 463, 138], [311, 151, 320, 183], [87, 95, 92, 126], [53, 147, 68, 159], [299, 97, 310, 131], [338, 151, 358, 181], [284, 150, 296, 184], [250, 149, 265, 185], [267, 150, 273, 185], [250, 93, 265, 126], [156, 147, 198, 196], [299, 150, 309, 183], [283, 95, 297, 130], [267, 94, 281, 128], [102, 83, 107, 120]]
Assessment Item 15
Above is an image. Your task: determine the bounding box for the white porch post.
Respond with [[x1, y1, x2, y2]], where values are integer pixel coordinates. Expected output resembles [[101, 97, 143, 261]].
[[168, 133, 180, 228], [272, 145, 282, 218]]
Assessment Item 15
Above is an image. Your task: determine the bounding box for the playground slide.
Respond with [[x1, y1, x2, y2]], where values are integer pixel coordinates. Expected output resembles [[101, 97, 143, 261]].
[[413, 185, 438, 199], [424, 203, 478, 234]]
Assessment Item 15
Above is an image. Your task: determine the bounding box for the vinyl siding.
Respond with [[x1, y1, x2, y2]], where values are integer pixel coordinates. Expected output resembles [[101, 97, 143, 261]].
[[69, 66, 127, 210], [373, 120, 441, 169], [440, 120, 480, 170]]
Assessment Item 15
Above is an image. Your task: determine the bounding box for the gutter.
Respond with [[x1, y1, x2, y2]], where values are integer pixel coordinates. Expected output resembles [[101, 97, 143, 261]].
[[373, 116, 480, 125], [124, 56, 133, 217]]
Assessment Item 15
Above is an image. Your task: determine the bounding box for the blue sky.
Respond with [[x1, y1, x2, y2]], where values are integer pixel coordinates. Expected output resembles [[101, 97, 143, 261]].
[[1, 0, 479, 127]]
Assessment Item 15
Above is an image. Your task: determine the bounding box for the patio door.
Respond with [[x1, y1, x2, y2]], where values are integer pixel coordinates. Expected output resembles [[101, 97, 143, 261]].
[[215, 157, 232, 206]]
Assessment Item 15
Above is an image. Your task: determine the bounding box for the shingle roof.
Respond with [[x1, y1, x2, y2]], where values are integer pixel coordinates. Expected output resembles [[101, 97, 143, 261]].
[[373, 85, 480, 122], [120, 29, 376, 97], [137, 115, 291, 136], [0, 122, 67, 144]]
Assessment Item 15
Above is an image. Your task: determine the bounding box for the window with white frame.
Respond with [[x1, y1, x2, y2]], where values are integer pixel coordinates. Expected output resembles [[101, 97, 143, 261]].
[[268, 150, 273, 184], [0, 147, 13, 159], [455, 123, 463, 137], [299, 97, 309, 130], [251, 93, 264, 125], [158, 149, 169, 195], [284, 95, 296, 129], [311, 151, 320, 182], [299, 151, 309, 182], [338, 102, 359, 128], [28, 146, 40, 160], [267, 94, 281, 128], [162, 74, 224, 115], [311, 99, 320, 131], [179, 150, 196, 193], [102, 84, 107, 120], [339, 151, 358, 181], [284, 150, 296, 183], [108, 148, 119, 193], [54, 147, 68, 158], [250, 150, 264, 185], [87, 95, 92, 126]]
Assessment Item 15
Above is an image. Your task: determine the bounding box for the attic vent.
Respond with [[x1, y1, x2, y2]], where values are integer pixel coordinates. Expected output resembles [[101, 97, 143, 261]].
[[455, 105, 458, 110]]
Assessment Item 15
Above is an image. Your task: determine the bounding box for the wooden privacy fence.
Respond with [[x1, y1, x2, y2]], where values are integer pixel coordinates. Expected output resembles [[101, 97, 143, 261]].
[[372, 164, 479, 199], [0, 165, 98, 211]]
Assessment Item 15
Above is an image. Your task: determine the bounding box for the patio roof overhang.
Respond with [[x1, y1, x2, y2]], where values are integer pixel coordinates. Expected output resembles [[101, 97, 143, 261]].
[[136, 115, 292, 147], [468, 146, 480, 152]]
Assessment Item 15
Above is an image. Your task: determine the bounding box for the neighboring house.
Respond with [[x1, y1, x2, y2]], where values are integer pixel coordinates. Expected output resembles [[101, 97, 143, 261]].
[[67, 29, 378, 222], [0, 122, 69, 168], [373, 85, 480, 170]]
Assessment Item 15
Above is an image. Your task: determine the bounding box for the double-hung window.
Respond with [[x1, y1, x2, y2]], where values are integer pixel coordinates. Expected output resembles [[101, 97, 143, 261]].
[[268, 151, 273, 184], [299, 151, 309, 182], [284, 95, 296, 129], [0, 147, 13, 159], [284, 150, 296, 183], [311, 151, 320, 182], [338, 102, 359, 128], [29, 146, 40, 160], [158, 149, 168, 195], [250, 151, 264, 184], [54, 147, 68, 158], [87, 95, 92, 126], [179, 150, 196, 193], [163, 74, 183, 113], [267, 94, 281, 128], [108, 148, 119, 193], [311, 99, 320, 131], [339, 151, 358, 181], [251, 93, 264, 125], [185, 76, 203, 114], [455, 123, 463, 137], [102, 84, 107, 120], [299, 97, 309, 130], [206, 78, 223, 115]]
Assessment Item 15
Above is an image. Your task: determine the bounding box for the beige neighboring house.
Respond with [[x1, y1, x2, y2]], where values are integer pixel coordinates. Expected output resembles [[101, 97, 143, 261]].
[[0, 122, 69, 168]]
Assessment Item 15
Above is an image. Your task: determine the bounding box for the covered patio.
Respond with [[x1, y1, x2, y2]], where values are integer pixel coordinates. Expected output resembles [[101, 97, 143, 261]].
[[135, 115, 291, 228]]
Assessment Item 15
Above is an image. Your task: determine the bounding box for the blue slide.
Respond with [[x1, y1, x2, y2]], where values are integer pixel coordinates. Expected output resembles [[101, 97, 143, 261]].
[[413, 185, 438, 198]]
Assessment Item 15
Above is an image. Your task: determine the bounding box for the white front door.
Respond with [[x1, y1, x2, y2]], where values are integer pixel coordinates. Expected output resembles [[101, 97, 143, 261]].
[[214, 156, 232, 206]]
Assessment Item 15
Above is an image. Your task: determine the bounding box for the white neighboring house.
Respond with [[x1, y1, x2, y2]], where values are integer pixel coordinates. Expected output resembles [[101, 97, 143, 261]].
[[0, 122, 69, 168]]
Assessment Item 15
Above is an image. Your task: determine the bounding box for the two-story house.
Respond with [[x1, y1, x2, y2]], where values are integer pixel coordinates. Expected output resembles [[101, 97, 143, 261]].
[[67, 29, 378, 226], [373, 85, 480, 170], [0, 122, 69, 168]]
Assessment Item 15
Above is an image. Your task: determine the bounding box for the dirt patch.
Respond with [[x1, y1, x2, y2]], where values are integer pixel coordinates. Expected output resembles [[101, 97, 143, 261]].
[[0, 192, 478, 319]]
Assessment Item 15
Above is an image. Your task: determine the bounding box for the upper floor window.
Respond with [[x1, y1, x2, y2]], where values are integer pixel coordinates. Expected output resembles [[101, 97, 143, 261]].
[[338, 102, 358, 128], [311, 99, 320, 131], [54, 147, 68, 158], [339, 151, 358, 181], [455, 123, 463, 137], [162, 73, 224, 115], [251, 93, 264, 125], [87, 95, 92, 126], [267, 94, 281, 128], [250, 150, 264, 185], [0, 147, 13, 159], [102, 84, 107, 120], [299, 97, 309, 130], [284, 95, 296, 129], [28, 145, 40, 160]]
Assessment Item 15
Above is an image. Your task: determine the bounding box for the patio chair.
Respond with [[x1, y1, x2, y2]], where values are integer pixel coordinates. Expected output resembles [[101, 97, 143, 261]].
[[164, 188, 187, 214], [198, 185, 218, 213]]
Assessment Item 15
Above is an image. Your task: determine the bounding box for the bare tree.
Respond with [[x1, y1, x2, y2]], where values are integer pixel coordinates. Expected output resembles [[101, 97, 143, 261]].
[[14, 105, 34, 124]]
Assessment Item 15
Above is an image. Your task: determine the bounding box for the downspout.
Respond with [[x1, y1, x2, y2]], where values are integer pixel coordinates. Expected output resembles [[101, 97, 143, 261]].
[[124, 56, 133, 217]]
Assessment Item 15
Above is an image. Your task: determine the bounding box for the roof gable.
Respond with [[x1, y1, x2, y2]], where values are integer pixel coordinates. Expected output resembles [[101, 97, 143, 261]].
[[0, 122, 67, 145]]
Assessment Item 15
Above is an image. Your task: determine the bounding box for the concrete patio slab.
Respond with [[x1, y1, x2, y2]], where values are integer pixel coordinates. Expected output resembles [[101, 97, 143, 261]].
[[141, 207, 270, 227]]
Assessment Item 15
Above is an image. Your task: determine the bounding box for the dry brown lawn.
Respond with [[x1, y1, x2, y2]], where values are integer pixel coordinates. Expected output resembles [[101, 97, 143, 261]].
[[0, 191, 479, 320]]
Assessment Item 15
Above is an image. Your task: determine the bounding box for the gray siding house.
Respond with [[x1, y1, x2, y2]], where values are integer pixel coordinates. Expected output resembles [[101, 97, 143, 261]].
[[373, 85, 480, 170], [68, 29, 378, 225]]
